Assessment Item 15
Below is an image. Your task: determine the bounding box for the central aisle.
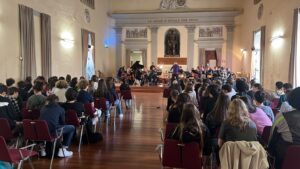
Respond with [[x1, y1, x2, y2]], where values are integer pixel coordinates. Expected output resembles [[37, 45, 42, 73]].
[[31, 92, 164, 169]]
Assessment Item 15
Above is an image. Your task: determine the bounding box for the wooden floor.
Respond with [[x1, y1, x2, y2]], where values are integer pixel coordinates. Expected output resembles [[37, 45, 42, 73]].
[[26, 92, 165, 169]]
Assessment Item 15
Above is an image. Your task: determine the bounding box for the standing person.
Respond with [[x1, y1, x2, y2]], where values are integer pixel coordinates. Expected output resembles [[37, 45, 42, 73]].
[[106, 77, 123, 117], [218, 99, 257, 147], [27, 81, 46, 110], [170, 62, 180, 80], [40, 95, 75, 157]]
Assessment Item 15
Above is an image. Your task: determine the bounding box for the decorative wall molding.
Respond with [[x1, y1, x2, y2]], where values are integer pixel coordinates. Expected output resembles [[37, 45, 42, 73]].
[[125, 28, 148, 39], [123, 39, 149, 50], [111, 10, 242, 27]]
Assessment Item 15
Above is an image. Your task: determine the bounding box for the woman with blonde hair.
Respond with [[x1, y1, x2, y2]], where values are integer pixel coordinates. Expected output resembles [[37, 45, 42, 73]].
[[218, 99, 257, 147], [170, 103, 210, 156]]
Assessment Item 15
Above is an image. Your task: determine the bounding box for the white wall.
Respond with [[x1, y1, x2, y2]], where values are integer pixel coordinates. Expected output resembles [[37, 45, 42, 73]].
[[238, 0, 300, 90], [110, 0, 243, 12], [0, 0, 115, 82]]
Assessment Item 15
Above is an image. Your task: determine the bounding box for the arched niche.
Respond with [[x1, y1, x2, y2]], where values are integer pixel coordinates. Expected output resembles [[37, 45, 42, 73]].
[[164, 28, 180, 57]]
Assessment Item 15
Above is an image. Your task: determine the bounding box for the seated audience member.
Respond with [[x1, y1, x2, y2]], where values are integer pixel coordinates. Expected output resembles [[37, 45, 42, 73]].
[[222, 84, 236, 100], [6, 78, 15, 88], [202, 84, 220, 121], [269, 87, 300, 169], [94, 79, 112, 119], [169, 103, 210, 156], [27, 81, 46, 110], [119, 79, 133, 109], [40, 95, 75, 157], [254, 91, 275, 122], [247, 83, 263, 100], [183, 82, 199, 107], [17, 81, 29, 102], [231, 79, 251, 101], [0, 84, 21, 134], [70, 77, 79, 91], [77, 79, 94, 106], [166, 89, 179, 111], [240, 96, 272, 135], [218, 99, 257, 147], [7, 87, 22, 121], [24, 76, 33, 92], [106, 77, 123, 117], [91, 75, 99, 91], [277, 83, 293, 109], [169, 80, 182, 93], [53, 80, 68, 103], [168, 93, 190, 123], [272, 81, 284, 99], [66, 74, 72, 86], [205, 92, 230, 143], [62, 88, 84, 117]]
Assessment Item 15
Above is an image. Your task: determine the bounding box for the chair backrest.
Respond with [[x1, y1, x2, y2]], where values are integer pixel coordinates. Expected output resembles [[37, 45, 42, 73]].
[[121, 90, 132, 100], [162, 139, 182, 168], [282, 145, 300, 169], [65, 109, 80, 127], [94, 98, 107, 111], [162, 139, 202, 169], [34, 120, 53, 141], [0, 136, 12, 163], [29, 109, 41, 120], [23, 119, 38, 141], [182, 142, 202, 169], [261, 126, 272, 145], [163, 88, 171, 98], [165, 123, 178, 139], [22, 108, 30, 119], [84, 103, 96, 117], [0, 118, 14, 141]]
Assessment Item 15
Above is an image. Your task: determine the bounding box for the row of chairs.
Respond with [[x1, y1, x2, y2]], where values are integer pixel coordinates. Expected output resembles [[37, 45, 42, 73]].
[[0, 118, 64, 169]]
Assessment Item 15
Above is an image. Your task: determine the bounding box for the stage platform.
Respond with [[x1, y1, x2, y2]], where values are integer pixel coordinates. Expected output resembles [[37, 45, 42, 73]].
[[116, 84, 166, 93]]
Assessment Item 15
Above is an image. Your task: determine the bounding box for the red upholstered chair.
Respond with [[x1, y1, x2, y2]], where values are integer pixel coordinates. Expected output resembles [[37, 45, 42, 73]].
[[84, 103, 101, 132], [22, 120, 64, 169], [0, 136, 37, 169], [261, 126, 272, 146], [182, 142, 202, 169], [0, 118, 20, 148], [165, 123, 178, 140], [162, 139, 202, 169], [121, 90, 132, 100], [281, 145, 300, 169], [163, 88, 171, 98], [22, 108, 40, 120], [65, 109, 85, 152], [162, 139, 183, 168], [21, 108, 30, 120], [94, 97, 108, 112]]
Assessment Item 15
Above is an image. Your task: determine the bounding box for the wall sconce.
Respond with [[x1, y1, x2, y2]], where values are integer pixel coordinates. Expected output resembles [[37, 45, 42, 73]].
[[60, 38, 74, 48], [104, 43, 109, 48], [270, 35, 284, 42], [88, 45, 94, 49], [240, 48, 248, 55]]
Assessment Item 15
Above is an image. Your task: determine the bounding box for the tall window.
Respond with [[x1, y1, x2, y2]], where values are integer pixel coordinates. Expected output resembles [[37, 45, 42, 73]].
[[251, 30, 262, 83], [290, 9, 300, 87]]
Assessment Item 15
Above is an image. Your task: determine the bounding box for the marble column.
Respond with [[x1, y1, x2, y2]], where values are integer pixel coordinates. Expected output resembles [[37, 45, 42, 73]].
[[115, 27, 123, 70], [226, 25, 235, 70], [186, 25, 196, 70], [150, 26, 158, 65]]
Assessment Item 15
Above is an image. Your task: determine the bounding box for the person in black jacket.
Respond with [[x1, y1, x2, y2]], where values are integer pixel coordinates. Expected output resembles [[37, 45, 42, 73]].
[[168, 93, 190, 123], [0, 84, 21, 134]]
